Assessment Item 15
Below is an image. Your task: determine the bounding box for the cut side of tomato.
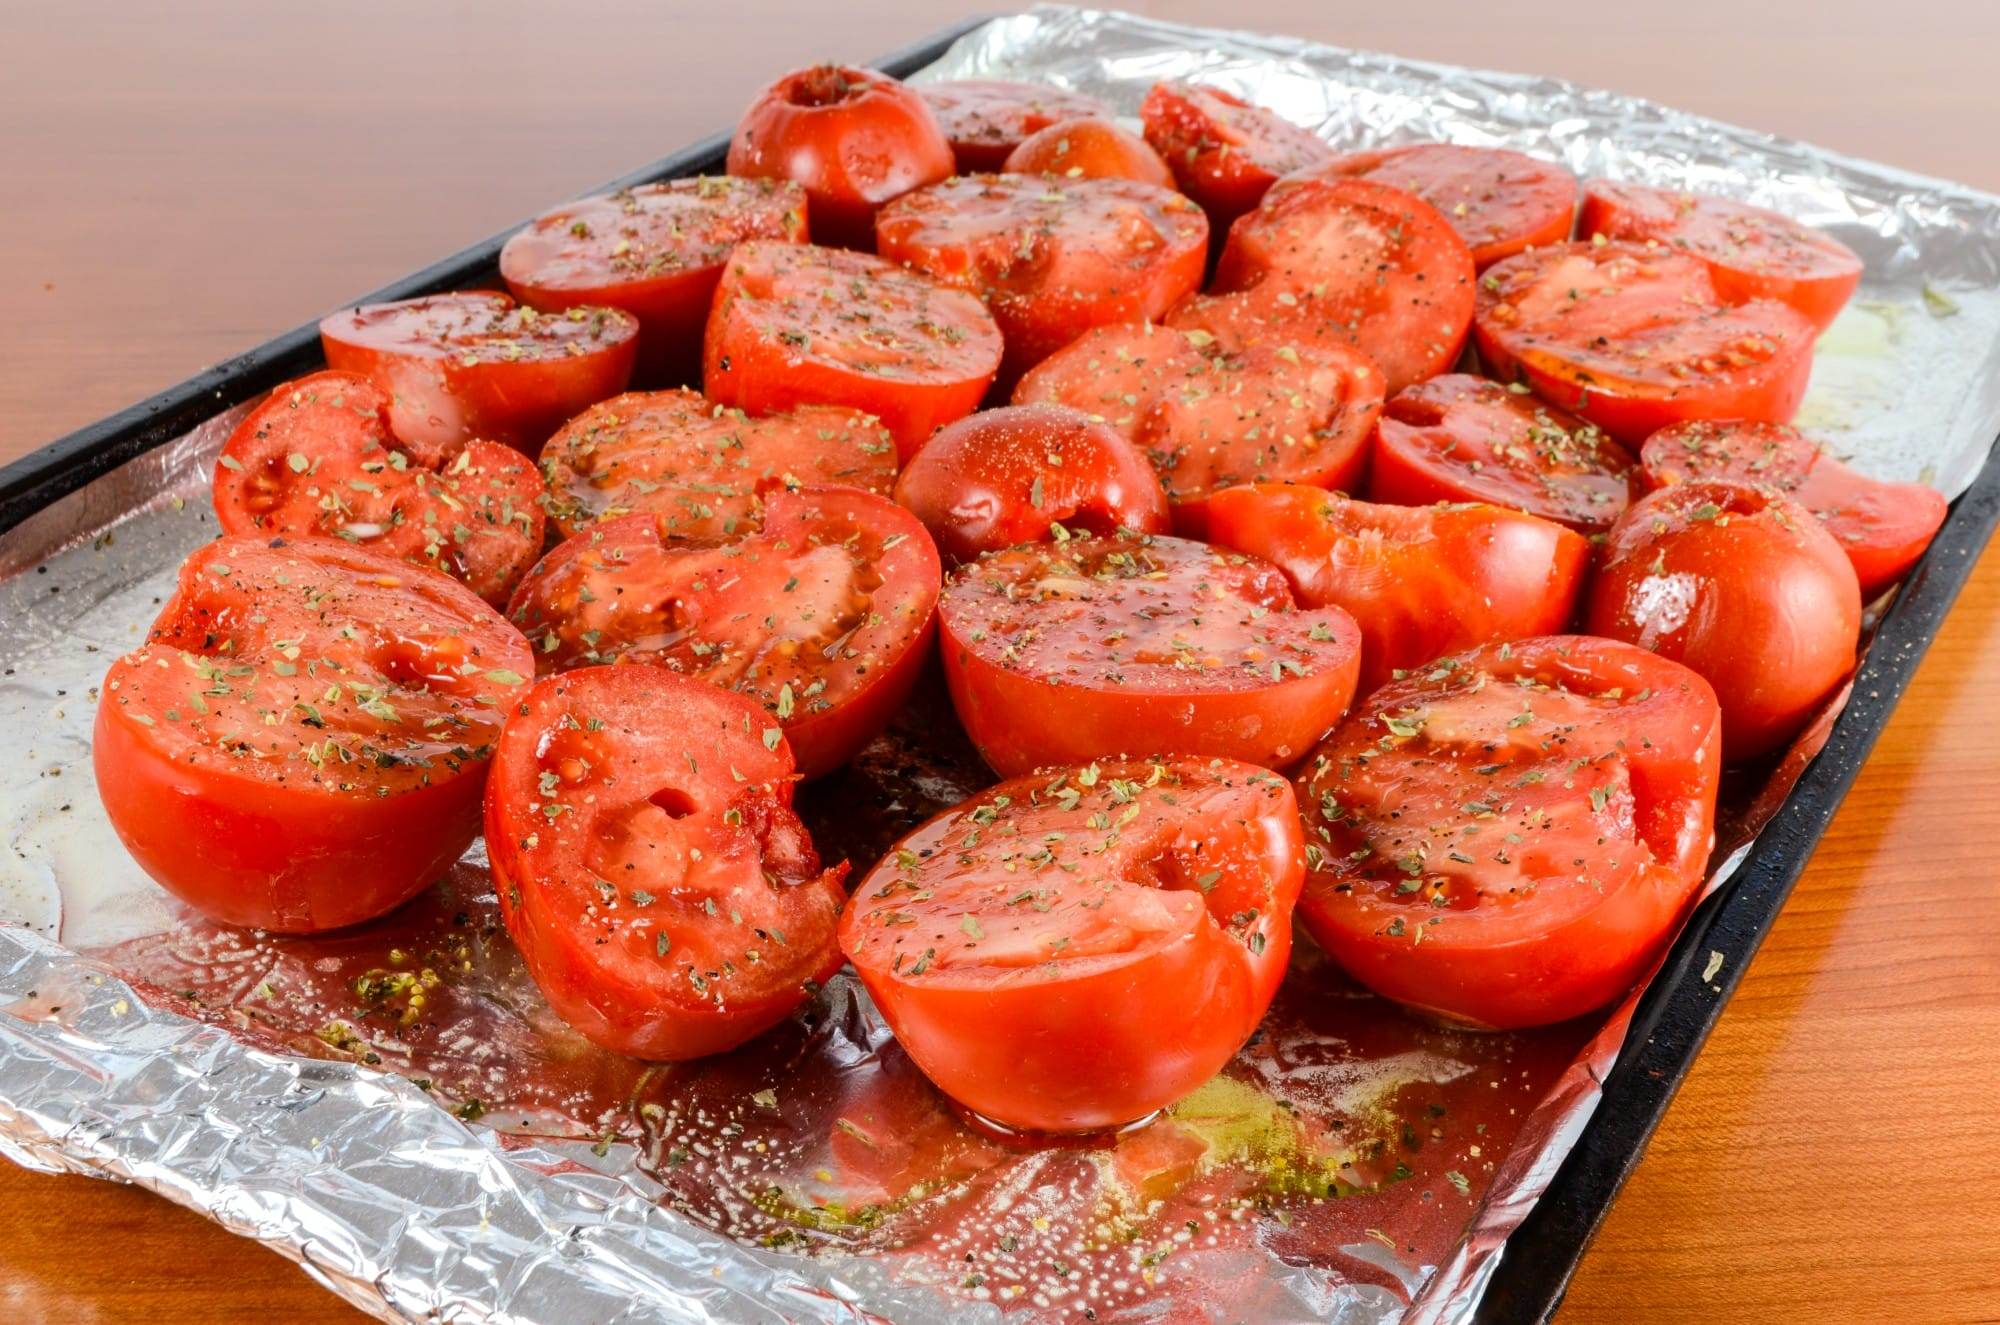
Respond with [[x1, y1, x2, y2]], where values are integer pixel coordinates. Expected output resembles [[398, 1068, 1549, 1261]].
[[920, 79, 1112, 173], [840, 757, 1304, 1132], [486, 665, 847, 1060], [1002, 116, 1175, 188], [1308, 144, 1577, 269], [1140, 81, 1333, 232]]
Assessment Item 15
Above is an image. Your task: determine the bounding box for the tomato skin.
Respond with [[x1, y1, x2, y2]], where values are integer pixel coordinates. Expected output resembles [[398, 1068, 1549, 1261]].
[[320, 292, 638, 461], [1639, 419, 1947, 599], [726, 64, 952, 250], [486, 666, 847, 1060], [1579, 181, 1862, 330], [94, 536, 533, 933], [1368, 373, 1639, 533], [839, 758, 1304, 1133], [1002, 116, 1175, 188], [1204, 484, 1591, 691], [937, 533, 1362, 776], [891, 403, 1171, 564], [1306, 144, 1577, 269], [1139, 81, 1333, 232], [919, 79, 1112, 173], [1472, 241, 1819, 445], [1296, 636, 1722, 1029], [875, 174, 1208, 385], [500, 178, 809, 387], [703, 241, 1002, 462], [1588, 481, 1861, 760]]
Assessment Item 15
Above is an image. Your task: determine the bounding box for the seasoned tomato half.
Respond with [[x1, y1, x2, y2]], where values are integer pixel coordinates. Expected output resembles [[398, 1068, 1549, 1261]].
[[920, 79, 1112, 173], [1307, 144, 1577, 269], [840, 757, 1304, 1133], [1002, 116, 1175, 188], [937, 533, 1362, 776], [1139, 80, 1333, 231], [94, 536, 533, 933], [1297, 635, 1723, 1029], [486, 665, 847, 1060]]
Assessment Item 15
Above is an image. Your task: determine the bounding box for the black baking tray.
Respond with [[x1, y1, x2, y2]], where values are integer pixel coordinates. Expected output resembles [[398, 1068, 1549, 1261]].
[[3, 14, 1995, 1324]]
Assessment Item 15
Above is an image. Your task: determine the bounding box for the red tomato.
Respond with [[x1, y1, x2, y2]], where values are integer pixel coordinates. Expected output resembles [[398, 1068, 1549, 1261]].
[[94, 536, 533, 933], [1296, 635, 1723, 1029], [1472, 241, 1819, 445], [1579, 181, 1863, 330], [485, 665, 847, 1060], [875, 174, 1208, 384], [538, 388, 897, 541], [1002, 116, 1175, 188], [1369, 373, 1639, 533], [507, 487, 941, 779], [1640, 419, 1947, 599], [839, 757, 1304, 1133], [1586, 481, 1861, 759], [725, 64, 953, 250], [937, 533, 1362, 776], [703, 241, 1002, 462], [500, 178, 809, 387], [1307, 144, 1577, 269], [919, 79, 1112, 173], [1174, 176, 1477, 394], [320, 291, 638, 462], [891, 403, 1171, 564], [1139, 81, 1333, 231], [212, 371, 545, 605], [1204, 484, 1591, 692], [1013, 321, 1386, 531]]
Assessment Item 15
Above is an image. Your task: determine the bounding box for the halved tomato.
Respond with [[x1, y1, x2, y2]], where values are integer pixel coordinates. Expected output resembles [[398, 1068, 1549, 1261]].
[[703, 241, 1003, 461], [320, 291, 638, 461], [1472, 241, 1819, 444], [1579, 181, 1863, 330], [839, 757, 1303, 1133], [937, 532, 1362, 776], [486, 665, 847, 1060], [1139, 81, 1332, 231], [875, 174, 1208, 384], [1204, 483, 1590, 691], [1296, 635, 1723, 1029], [95, 536, 533, 933], [1307, 144, 1577, 269], [1639, 419, 1946, 599], [500, 177, 808, 386], [538, 388, 897, 540], [1368, 373, 1638, 533], [920, 79, 1113, 173], [212, 371, 545, 605], [1002, 116, 1174, 188], [507, 487, 941, 779], [1173, 176, 1476, 394]]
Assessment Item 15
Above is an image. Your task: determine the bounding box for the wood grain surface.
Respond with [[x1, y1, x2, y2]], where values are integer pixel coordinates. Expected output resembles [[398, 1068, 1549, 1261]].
[[3, 2, 1998, 1321]]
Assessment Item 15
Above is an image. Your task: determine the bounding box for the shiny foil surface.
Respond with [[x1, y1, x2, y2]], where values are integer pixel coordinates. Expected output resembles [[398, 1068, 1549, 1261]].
[[3, 7, 1998, 1323]]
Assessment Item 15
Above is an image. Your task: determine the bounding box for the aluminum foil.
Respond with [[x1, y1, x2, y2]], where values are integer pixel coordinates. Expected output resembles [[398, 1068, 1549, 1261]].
[[4, 7, 1999, 1324]]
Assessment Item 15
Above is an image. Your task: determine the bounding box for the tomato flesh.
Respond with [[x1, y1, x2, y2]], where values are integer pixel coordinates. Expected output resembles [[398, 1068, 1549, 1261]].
[[920, 79, 1113, 173], [1140, 81, 1333, 231], [1002, 116, 1175, 188], [1308, 144, 1577, 269]]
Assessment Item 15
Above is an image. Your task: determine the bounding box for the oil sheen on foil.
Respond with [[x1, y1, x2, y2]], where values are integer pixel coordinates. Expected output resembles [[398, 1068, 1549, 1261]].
[[3, 7, 1998, 1324]]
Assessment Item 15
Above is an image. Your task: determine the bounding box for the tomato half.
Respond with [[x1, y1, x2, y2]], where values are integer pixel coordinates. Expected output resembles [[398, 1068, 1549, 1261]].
[[1579, 181, 1863, 330], [703, 241, 1003, 462], [538, 387, 897, 541], [1308, 144, 1577, 269], [94, 536, 533, 933], [875, 174, 1208, 384], [1013, 321, 1386, 531], [1369, 373, 1639, 533], [1586, 480, 1861, 760], [839, 757, 1303, 1133], [1639, 420, 1946, 600], [320, 291, 638, 462], [213, 371, 545, 605], [937, 533, 1362, 776], [1203, 484, 1590, 691], [891, 403, 1171, 564], [507, 486, 941, 779], [1296, 635, 1723, 1029], [1139, 81, 1333, 232], [919, 79, 1112, 173], [1472, 241, 1819, 445], [500, 177, 809, 387], [1002, 116, 1175, 188], [1175, 176, 1477, 394], [726, 64, 953, 250], [486, 665, 847, 1060]]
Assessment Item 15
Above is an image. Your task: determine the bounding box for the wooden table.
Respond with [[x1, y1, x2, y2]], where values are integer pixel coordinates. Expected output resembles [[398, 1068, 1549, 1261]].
[[4, 2, 1998, 1320]]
